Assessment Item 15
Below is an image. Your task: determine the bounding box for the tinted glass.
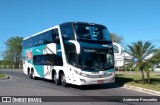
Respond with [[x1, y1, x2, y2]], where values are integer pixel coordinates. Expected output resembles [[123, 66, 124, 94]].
[[33, 54, 63, 66], [60, 24, 75, 40], [23, 28, 59, 49], [74, 24, 111, 41], [67, 52, 76, 66], [79, 48, 114, 68], [43, 31, 52, 44]]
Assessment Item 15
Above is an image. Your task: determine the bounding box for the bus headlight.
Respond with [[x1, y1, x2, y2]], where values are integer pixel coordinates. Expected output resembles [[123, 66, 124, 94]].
[[74, 70, 89, 77]]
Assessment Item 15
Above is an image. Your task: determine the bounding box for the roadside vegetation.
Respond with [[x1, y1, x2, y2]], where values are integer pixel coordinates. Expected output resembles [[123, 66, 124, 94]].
[[116, 41, 160, 91], [115, 73, 160, 91], [0, 72, 6, 78], [1, 36, 23, 68], [125, 41, 160, 84]]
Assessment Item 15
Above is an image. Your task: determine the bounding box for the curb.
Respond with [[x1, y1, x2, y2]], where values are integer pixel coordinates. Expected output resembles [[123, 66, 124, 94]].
[[122, 84, 160, 96], [0, 74, 9, 80]]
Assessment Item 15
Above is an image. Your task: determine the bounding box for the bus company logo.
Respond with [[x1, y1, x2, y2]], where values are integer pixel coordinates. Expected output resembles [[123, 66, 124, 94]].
[[26, 51, 32, 60], [95, 69, 104, 71], [2, 97, 11, 102]]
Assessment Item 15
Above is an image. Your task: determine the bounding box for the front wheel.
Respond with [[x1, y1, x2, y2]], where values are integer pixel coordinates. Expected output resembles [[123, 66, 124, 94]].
[[54, 73, 60, 85]]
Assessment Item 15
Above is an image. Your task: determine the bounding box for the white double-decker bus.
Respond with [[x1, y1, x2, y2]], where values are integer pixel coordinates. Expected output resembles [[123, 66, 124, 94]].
[[22, 22, 115, 86]]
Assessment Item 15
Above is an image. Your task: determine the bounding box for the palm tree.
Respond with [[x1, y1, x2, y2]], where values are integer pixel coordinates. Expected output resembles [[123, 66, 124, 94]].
[[126, 41, 155, 84], [110, 33, 123, 44], [149, 49, 160, 65]]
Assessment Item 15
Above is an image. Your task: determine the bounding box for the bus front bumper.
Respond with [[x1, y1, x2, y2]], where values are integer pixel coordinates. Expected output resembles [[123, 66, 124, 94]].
[[73, 74, 115, 86]]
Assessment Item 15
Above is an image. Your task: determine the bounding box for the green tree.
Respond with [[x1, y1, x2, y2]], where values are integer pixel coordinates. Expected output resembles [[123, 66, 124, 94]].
[[149, 49, 160, 65], [2, 36, 23, 68], [143, 49, 160, 83], [110, 33, 123, 43], [0, 60, 12, 65], [126, 41, 155, 84]]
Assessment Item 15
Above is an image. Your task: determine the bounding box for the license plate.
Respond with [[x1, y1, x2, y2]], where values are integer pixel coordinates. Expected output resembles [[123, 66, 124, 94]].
[[97, 80, 104, 84]]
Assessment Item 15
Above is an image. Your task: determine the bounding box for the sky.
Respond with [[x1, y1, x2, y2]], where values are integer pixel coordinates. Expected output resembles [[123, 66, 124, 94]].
[[0, 0, 160, 59]]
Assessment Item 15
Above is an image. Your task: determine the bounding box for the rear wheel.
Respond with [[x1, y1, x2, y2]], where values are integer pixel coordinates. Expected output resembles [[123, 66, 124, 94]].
[[60, 73, 68, 87], [28, 68, 32, 79], [29, 71, 32, 79], [31, 70, 37, 80]]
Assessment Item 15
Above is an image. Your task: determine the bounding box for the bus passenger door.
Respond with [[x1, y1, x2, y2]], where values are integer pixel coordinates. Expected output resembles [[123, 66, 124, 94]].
[[66, 51, 77, 81]]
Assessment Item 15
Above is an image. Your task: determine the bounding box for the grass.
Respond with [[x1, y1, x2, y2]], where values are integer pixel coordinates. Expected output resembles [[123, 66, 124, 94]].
[[0, 72, 6, 78], [115, 73, 160, 91]]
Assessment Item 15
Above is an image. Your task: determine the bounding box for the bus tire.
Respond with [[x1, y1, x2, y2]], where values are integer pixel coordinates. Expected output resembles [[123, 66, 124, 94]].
[[60, 73, 68, 87], [54, 73, 60, 85], [31, 70, 37, 80], [28, 68, 32, 79], [29, 72, 32, 79]]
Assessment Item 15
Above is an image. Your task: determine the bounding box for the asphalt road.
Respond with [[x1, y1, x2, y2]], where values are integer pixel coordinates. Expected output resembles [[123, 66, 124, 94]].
[[0, 69, 159, 105]]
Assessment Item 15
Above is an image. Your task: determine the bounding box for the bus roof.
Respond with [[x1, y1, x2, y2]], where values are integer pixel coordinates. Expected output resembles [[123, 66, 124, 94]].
[[23, 25, 59, 40], [60, 22, 106, 27], [23, 22, 106, 41]]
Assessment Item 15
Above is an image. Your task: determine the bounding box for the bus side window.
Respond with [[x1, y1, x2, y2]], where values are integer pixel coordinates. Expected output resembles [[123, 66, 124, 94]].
[[43, 30, 52, 44], [39, 34, 44, 45], [60, 24, 74, 40], [52, 29, 59, 43]]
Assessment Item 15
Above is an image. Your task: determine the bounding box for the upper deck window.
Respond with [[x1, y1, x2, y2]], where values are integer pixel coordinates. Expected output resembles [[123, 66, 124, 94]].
[[74, 24, 111, 41], [22, 29, 59, 49], [60, 23, 75, 40]]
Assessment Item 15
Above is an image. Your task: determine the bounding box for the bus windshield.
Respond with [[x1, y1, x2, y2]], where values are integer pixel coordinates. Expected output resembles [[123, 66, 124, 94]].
[[78, 48, 114, 69], [74, 24, 111, 41]]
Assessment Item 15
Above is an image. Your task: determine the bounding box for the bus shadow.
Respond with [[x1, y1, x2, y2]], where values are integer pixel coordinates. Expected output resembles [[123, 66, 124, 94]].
[[69, 84, 120, 90]]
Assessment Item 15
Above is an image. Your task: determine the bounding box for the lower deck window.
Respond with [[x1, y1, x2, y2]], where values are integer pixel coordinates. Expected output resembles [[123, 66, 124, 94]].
[[33, 54, 63, 66]]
